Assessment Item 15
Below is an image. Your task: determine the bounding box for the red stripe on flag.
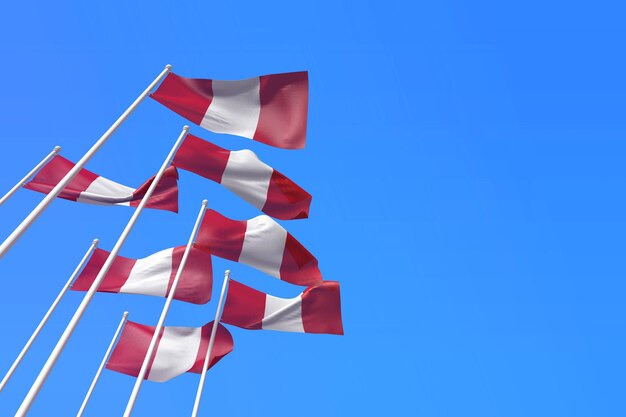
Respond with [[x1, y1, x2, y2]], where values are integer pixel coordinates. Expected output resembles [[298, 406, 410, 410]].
[[23, 155, 98, 201], [253, 71, 308, 149], [150, 73, 213, 126], [165, 247, 213, 305], [189, 321, 234, 373], [70, 248, 135, 293], [302, 281, 344, 335], [172, 134, 230, 183], [263, 170, 311, 220], [195, 210, 247, 261], [129, 166, 179, 213], [281, 233, 322, 286], [106, 321, 156, 378], [220, 280, 266, 330]]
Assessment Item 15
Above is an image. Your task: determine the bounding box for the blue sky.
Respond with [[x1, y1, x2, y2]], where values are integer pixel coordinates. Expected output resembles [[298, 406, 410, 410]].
[[0, 1, 625, 416]]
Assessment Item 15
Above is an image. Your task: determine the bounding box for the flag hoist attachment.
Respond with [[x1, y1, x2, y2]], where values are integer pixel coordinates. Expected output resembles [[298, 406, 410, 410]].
[[76, 311, 129, 417], [0, 239, 98, 392], [0, 64, 172, 260], [15, 125, 189, 417], [122, 198, 209, 417], [0, 145, 61, 206], [191, 269, 231, 417]]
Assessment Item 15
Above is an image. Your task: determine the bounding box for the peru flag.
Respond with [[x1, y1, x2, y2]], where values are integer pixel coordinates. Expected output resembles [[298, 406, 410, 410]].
[[195, 210, 321, 286], [71, 247, 212, 304], [151, 71, 308, 149], [173, 134, 311, 220], [221, 280, 343, 335], [106, 321, 233, 382], [24, 155, 178, 212]]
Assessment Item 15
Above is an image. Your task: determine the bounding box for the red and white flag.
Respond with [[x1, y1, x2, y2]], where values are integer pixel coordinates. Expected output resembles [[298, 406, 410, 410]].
[[106, 321, 233, 382], [151, 71, 308, 149], [221, 280, 343, 335], [71, 247, 212, 304], [173, 134, 311, 220], [24, 155, 179, 212], [195, 210, 322, 286]]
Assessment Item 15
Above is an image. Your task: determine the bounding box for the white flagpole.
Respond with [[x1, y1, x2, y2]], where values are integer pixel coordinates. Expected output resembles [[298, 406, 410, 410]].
[[15, 125, 189, 417], [0, 64, 172, 260], [76, 311, 129, 417], [191, 270, 230, 417], [122, 198, 209, 417], [0, 238, 98, 392], [0, 145, 62, 206]]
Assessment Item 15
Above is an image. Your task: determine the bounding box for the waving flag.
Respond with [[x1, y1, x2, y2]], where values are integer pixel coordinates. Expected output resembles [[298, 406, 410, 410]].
[[24, 155, 179, 212], [71, 247, 212, 304], [173, 134, 311, 220], [106, 321, 232, 382], [151, 71, 308, 149], [195, 210, 321, 286], [222, 280, 343, 335]]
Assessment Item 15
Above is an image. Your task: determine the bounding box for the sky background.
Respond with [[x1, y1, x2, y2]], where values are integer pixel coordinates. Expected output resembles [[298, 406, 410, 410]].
[[0, 1, 625, 416]]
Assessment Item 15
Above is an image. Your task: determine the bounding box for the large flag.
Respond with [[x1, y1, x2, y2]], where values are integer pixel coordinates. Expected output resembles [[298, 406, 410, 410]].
[[221, 280, 343, 335], [173, 134, 311, 220], [151, 71, 308, 149], [71, 247, 212, 304], [24, 155, 179, 212], [106, 321, 233, 382], [195, 210, 321, 286]]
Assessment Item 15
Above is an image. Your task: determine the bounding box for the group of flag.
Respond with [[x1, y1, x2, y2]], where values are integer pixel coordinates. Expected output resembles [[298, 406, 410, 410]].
[[9, 69, 343, 393]]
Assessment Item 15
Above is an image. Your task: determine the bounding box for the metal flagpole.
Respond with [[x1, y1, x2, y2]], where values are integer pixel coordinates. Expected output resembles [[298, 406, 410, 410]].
[[76, 311, 129, 417], [0, 239, 98, 392], [0, 145, 62, 206], [14, 125, 189, 417], [122, 198, 209, 417], [0, 64, 172, 260], [190, 270, 231, 417]]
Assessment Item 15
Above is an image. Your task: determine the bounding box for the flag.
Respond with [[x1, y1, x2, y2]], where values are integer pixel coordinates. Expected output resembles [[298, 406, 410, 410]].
[[173, 134, 311, 220], [151, 71, 308, 149], [24, 155, 179, 212], [195, 210, 321, 286], [71, 247, 212, 304], [222, 280, 343, 335], [106, 321, 233, 382]]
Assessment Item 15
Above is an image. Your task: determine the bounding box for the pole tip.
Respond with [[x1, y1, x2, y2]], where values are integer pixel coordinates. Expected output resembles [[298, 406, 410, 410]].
[[53, 146, 61, 153], [183, 125, 190, 131], [92, 238, 100, 245], [165, 64, 172, 70], [225, 270, 231, 276], [123, 311, 129, 318], [202, 199, 208, 206]]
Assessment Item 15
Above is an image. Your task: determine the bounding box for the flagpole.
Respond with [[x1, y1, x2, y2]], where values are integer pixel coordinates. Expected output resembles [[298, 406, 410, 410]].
[[76, 311, 129, 417], [0, 239, 98, 392], [14, 125, 189, 417], [122, 198, 209, 417], [0, 145, 62, 206], [0, 64, 172, 260], [190, 270, 230, 417]]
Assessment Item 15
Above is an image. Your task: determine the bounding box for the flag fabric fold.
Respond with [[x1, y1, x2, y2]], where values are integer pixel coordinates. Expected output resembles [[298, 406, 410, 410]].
[[71, 247, 212, 304], [24, 155, 179, 212], [151, 71, 308, 149], [173, 134, 311, 220], [195, 210, 322, 286], [106, 321, 233, 382], [221, 280, 343, 335]]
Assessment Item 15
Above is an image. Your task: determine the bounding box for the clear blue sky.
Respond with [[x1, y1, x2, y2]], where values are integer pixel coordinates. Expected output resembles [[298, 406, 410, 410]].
[[0, 1, 625, 416]]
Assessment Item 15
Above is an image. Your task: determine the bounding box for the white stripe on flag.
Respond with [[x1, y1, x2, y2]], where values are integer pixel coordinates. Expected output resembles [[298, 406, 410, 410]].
[[120, 248, 173, 297], [200, 78, 261, 138], [148, 326, 202, 382], [77, 176, 134, 205], [262, 294, 304, 332], [221, 150, 273, 210], [239, 216, 287, 278]]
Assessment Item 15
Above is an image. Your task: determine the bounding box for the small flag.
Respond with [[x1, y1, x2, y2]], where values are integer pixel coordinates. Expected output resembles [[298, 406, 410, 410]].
[[195, 210, 321, 286], [173, 134, 311, 220], [151, 71, 308, 149], [71, 247, 212, 304], [24, 155, 179, 212], [106, 321, 233, 382], [222, 280, 343, 335]]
